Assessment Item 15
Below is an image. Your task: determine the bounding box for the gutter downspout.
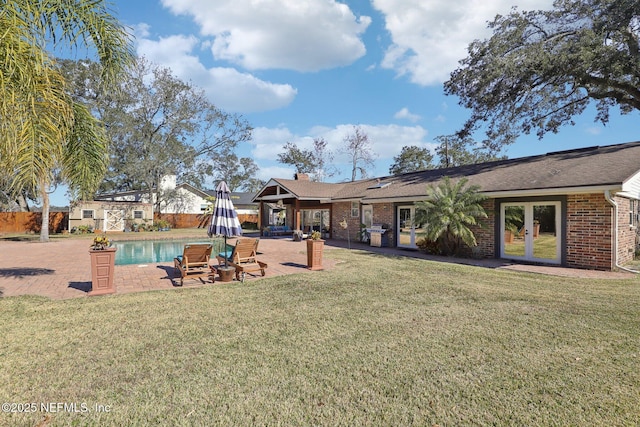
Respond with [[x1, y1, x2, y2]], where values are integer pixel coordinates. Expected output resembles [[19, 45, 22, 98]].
[[604, 190, 639, 273]]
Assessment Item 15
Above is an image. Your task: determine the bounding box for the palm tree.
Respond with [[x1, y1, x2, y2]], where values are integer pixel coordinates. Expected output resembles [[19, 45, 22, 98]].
[[414, 177, 488, 255], [0, 0, 133, 241]]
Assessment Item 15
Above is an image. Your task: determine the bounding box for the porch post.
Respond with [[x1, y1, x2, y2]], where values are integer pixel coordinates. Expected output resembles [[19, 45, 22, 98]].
[[259, 201, 265, 236], [295, 199, 301, 230]]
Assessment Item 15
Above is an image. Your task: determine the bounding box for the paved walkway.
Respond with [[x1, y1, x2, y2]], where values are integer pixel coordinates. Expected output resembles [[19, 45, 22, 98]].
[[0, 232, 636, 300], [331, 240, 638, 279]]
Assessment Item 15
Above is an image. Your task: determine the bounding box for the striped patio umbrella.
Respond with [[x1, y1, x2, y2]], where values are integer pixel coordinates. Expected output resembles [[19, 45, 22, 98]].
[[207, 181, 242, 267]]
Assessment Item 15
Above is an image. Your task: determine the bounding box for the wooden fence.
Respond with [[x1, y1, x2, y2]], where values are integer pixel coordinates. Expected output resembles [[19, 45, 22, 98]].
[[0, 212, 259, 233], [0, 212, 69, 233], [154, 213, 259, 229]]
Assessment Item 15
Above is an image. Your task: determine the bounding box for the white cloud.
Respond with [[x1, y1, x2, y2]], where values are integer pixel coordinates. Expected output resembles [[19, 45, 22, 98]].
[[256, 165, 296, 181], [249, 123, 436, 180], [160, 0, 371, 72], [136, 34, 297, 112], [250, 127, 296, 161], [315, 124, 430, 157], [372, 0, 554, 85], [394, 107, 421, 122]]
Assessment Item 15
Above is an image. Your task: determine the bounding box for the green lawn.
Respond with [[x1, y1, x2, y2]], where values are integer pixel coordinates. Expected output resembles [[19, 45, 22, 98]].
[[1, 249, 639, 426]]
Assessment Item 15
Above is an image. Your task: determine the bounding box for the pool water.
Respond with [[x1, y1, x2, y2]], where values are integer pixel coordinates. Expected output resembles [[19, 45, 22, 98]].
[[114, 239, 225, 265]]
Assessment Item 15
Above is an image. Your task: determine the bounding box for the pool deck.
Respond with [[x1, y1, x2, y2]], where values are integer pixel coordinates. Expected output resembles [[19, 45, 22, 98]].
[[0, 231, 636, 300]]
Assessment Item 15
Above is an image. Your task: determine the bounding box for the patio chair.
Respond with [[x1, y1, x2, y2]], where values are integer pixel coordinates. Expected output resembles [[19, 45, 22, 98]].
[[174, 243, 214, 286], [216, 238, 267, 282]]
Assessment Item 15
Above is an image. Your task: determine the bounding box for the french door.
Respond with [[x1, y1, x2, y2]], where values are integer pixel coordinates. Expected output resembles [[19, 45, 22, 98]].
[[501, 202, 561, 264], [397, 206, 425, 249]]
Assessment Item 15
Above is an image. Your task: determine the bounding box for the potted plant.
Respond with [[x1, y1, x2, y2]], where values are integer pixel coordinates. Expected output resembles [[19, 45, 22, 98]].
[[306, 231, 324, 270], [88, 234, 117, 296]]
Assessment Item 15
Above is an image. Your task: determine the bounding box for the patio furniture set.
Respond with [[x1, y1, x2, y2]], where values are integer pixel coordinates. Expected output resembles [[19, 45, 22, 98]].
[[173, 238, 268, 286]]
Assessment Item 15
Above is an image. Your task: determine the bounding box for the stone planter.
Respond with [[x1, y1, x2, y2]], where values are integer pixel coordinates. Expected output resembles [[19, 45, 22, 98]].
[[218, 266, 235, 282], [89, 248, 117, 296], [307, 239, 324, 270]]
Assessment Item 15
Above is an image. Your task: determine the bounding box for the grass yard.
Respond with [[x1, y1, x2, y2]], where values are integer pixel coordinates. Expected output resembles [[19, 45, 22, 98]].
[[1, 249, 639, 426]]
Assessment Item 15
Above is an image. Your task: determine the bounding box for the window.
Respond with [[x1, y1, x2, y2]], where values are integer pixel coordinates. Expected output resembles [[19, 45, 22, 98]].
[[133, 210, 144, 220], [350, 201, 359, 218], [82, 210, 94, 219], [630, 199, 640, 228]]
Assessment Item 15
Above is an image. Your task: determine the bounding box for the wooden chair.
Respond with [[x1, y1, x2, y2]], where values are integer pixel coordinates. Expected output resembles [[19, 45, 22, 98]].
[[174, 243, 214, 286], [217, 238, 267, 282]]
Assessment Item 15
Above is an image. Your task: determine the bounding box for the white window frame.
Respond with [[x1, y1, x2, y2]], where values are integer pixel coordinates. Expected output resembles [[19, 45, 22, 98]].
[[133, 210, 144, 220], [350, 201, 359, 218], [630, 199, 639, 228], [82, 209, 94, 219]]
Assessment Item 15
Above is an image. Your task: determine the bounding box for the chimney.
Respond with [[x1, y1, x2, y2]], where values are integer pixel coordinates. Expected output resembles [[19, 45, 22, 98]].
[[295, 173, 310, 181]]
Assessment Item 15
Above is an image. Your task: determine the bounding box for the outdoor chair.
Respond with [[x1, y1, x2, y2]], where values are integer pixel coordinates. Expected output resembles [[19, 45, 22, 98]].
[[174, 243, 214, 286], [216, 238, 267, 282]]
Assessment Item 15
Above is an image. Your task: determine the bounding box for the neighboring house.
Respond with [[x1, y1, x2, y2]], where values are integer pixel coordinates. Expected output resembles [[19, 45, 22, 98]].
[[254, 141, 640, 271], [95, 176, 258, 215], [69, 200, 153, 232]]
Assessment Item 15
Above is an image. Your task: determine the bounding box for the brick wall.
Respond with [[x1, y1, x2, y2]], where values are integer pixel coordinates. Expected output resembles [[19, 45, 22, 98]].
[[566, 193, 613, 270], [331, 202, 395, 246], [331, 202, 360, 241], [469, 199, 495, 258], [372, 202, 395, 247], [614, 196, 636, 266]]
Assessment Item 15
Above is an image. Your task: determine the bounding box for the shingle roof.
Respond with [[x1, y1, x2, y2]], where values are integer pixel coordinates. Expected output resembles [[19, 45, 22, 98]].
[[268, 178, 348, 199], [353, 142, 640, 201], [258, 141, 640, 202]]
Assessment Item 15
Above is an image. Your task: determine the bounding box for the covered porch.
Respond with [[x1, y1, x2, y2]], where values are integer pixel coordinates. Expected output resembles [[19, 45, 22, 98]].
[[253, 176, 337, 239]]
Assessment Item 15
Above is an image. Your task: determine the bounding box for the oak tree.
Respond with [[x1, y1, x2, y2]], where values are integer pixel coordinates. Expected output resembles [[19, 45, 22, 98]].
[[389, 146, 435, 175], [445, 0, 640, 148]]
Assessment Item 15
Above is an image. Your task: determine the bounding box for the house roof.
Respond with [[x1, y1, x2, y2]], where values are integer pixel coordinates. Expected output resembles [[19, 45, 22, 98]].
[[254, 178, 347, 201], [255, 141, 640, 203]]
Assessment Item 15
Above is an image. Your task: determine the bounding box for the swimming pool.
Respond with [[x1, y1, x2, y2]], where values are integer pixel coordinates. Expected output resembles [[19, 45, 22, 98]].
[[113, 239, 225, 265]]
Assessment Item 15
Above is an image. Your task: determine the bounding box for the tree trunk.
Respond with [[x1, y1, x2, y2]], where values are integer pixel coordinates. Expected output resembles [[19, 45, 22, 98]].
[[40, 180, 50, 242], [17, 192, 30, 212]]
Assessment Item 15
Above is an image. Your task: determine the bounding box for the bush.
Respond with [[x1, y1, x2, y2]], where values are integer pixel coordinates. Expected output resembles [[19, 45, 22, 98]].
[[154, 219, 171, 231], [241, 221, 258, 230], [72, 225, 93, 234], [416, 237, 441, 255]]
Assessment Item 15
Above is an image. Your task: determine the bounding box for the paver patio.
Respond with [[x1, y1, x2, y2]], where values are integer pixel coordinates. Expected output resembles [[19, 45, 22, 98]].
[[0, 233, 338, 299], [0, 231, 635, 300]]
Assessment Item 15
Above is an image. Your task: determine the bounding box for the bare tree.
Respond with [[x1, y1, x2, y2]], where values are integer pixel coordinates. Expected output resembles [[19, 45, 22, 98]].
[[342, 126, 376, 181]]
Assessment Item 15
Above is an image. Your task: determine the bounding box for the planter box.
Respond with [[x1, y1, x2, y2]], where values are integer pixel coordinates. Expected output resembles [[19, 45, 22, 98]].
[[307, 239, 324, 270], [89, 248, 117, 296]]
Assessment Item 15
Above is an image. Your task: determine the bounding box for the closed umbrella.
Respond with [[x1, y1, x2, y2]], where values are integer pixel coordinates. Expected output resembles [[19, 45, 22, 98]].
[[207, 181, 242, 267]]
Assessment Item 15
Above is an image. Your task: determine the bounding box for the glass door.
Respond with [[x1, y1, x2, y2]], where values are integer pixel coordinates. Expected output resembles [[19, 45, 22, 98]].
[[501, 202, 561, 264], [397, 206, 425, 249]]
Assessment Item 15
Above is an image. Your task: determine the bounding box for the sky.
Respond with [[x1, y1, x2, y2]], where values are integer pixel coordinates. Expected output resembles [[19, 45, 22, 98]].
[[50, 0, 640, 205]]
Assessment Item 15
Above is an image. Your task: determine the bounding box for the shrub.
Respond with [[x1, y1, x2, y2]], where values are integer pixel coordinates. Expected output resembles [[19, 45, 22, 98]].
[[72, 225, 93, 234], [416, 237, 441, 255]]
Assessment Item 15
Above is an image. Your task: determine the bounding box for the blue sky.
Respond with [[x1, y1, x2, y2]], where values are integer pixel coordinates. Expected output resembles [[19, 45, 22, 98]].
[[51, 0, 640, 205]]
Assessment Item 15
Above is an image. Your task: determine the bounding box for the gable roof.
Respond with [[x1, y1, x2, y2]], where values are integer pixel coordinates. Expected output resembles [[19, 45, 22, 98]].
[[255, 141, 640, 203], [254, 178, 347, 201]]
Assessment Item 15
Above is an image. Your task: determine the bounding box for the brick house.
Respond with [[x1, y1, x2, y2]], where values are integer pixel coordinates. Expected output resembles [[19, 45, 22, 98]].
[[254, 141, 640, 271]]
